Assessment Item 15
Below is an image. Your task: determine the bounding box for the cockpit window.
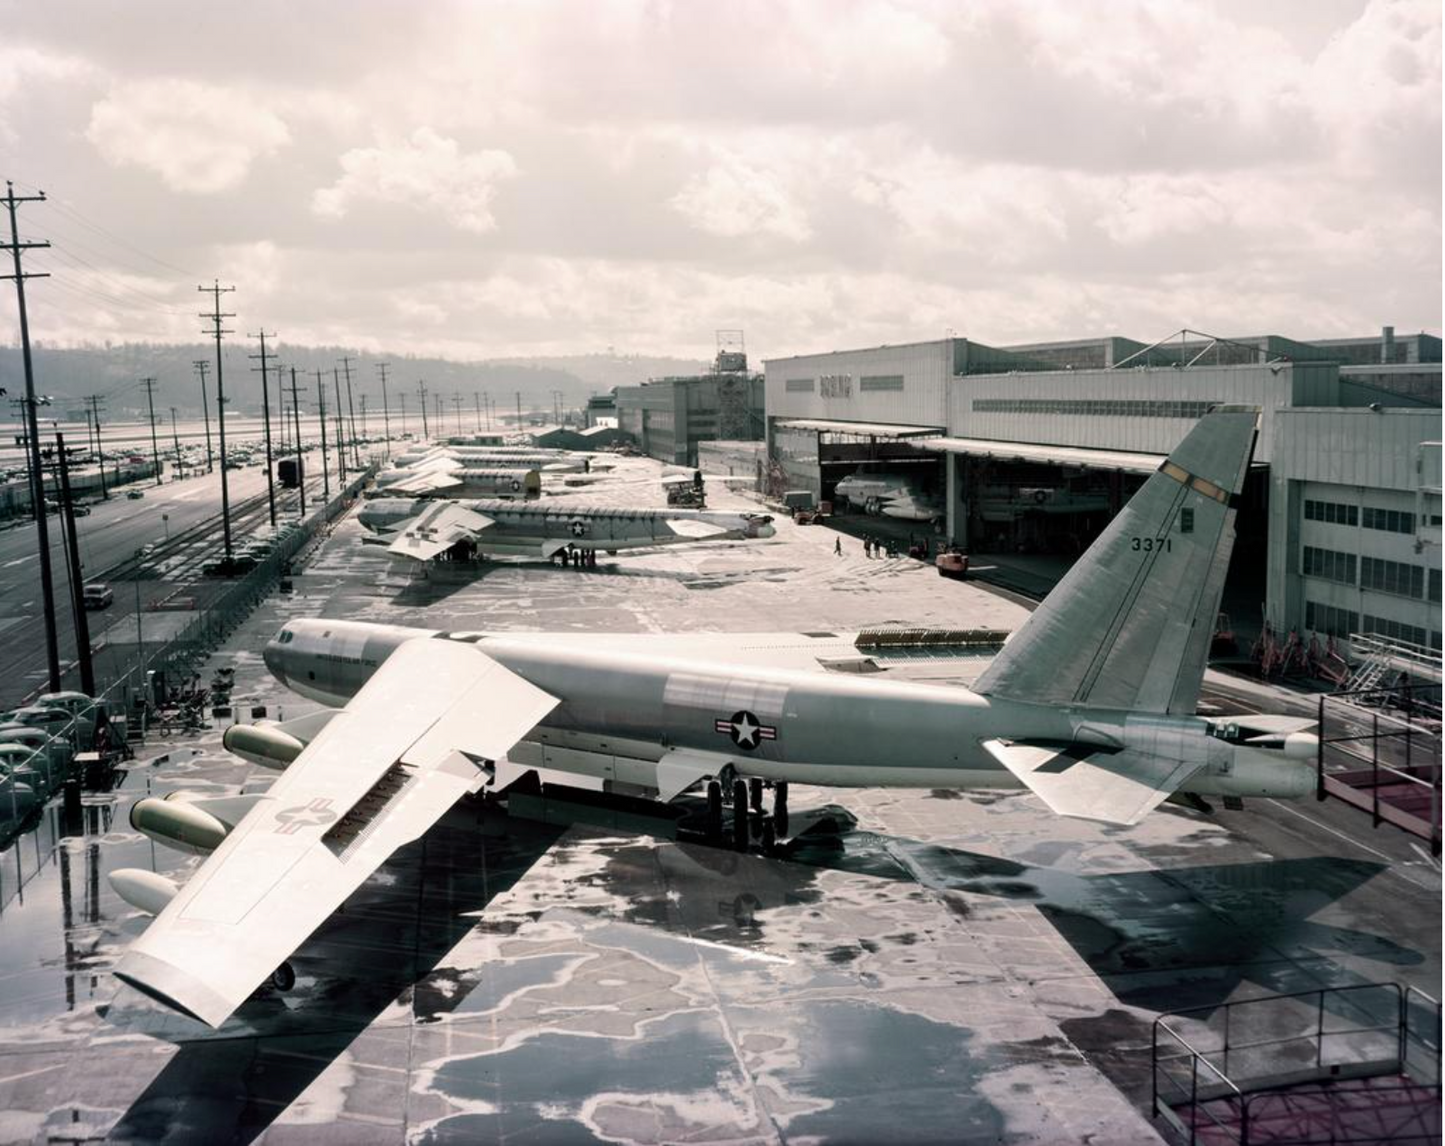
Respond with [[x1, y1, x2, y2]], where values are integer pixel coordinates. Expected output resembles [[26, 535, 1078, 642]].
[[277, 628, 295, 644]]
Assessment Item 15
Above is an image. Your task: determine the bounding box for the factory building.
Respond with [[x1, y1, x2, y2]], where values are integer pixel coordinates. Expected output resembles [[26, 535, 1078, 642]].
[[764, 330, 1442, 657], [616, 351, 765, 465]]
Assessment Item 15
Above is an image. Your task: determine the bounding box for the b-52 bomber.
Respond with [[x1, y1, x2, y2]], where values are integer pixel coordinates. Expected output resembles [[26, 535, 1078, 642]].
[[112, 408, 1319, 1028], [365, 465, 543, 499], [357, 496, 777, 563]]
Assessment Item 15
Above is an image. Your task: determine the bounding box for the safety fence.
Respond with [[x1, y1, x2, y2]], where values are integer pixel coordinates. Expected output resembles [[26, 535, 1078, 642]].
[[1153, 982, 1442, 1145]]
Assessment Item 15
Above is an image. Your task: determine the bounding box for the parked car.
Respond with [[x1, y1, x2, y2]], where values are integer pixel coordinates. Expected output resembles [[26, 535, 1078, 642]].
[[82, 583, 114, 609], [126, 489, 145, 499], [72, 503, 92, 517], [0, 706, 75, 734]]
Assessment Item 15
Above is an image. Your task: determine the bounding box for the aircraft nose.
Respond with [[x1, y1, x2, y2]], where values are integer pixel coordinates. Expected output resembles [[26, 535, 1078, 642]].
[[262, 641, 288, 686]]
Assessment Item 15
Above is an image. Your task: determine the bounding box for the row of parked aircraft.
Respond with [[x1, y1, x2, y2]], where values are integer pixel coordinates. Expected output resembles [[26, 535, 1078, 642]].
[[112, 409, 1321, 1028]]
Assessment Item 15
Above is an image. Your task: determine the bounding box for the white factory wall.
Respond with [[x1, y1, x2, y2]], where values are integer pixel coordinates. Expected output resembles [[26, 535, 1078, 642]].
[[764, 340, 952, 429], [1267, 408, 1442, 651], [945, 362, 1340, 463]]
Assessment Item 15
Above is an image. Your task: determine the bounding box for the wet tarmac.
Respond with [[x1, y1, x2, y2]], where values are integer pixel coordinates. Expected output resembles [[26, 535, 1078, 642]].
[[0, 457, 1438, 1144]]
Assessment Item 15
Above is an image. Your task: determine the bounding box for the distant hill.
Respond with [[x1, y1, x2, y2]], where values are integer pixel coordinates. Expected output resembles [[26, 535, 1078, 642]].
[[0, 343, 710, 423]]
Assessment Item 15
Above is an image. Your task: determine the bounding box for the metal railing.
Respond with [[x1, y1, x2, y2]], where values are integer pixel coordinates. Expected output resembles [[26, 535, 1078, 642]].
[[1315, 681, 1442, 855], [1153, 982, 1442, 1145]]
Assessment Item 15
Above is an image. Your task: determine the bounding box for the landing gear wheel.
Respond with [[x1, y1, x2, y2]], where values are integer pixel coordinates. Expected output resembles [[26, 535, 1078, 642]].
[[705, 780, 723, 840], [774, 782, 789, 838], [760, 818, 777, 854], [270, 961, 296, 992], [732, 779, 750, 851], [748, 777, 764, 812]]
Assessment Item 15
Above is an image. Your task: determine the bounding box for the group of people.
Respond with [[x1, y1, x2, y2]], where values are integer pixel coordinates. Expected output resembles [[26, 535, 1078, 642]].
[[860, 535, 901, 559]]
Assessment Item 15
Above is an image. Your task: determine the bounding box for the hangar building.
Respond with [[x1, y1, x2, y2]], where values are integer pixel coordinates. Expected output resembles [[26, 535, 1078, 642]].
[[617, 350, 766, 465], [764, 330, 1442, 657]]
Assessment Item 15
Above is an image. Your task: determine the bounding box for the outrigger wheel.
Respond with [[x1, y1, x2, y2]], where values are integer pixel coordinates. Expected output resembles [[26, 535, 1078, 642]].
[[705, 780, 723, 840], [732, 779, 750, 851], [270, 961, 296, 992]]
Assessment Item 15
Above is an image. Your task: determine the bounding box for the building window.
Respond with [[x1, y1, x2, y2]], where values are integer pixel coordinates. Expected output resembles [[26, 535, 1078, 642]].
[[1302, 546, 1356, 585], [1432, 568, 1442, 604], [785, 378, 815, 393], [1304, 499, 1358, 527], [1305, 601, 1358, 639], [860, 375, 905, 392], [1361, 506, 1415, 534], [1360, 556, 1425, 599], [1362, 614, 1430, 648], [972, 397, 1216, 418], [820, 375, 852, 398]]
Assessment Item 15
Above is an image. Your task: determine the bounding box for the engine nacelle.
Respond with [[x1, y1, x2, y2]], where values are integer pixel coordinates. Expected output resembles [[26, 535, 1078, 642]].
[[223, 722, 305, 770], [130, 796, 229, 855], [109, 868, 180, 915]]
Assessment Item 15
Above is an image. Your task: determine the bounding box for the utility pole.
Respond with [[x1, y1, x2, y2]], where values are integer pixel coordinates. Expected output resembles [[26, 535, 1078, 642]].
[[84, 394, 109, 498], [248, 330, 278, 528], [398, 391, 408, 434], [473, 392, 482, 432], [452, 391, 464, 434], [416, 380, 429, 437], [376, 362, 392, 456], [139, 376, 162, 485], [169, 407, 183, 477], [483, 391, 493, 430], [434, 393, 443, 435], [192, 359, 214, 472], [198, 280, 236, 564], [274, 358, 288, 454], [82, 406, 95, 462], [332, 368, 348, 485], [314, 370, 331, 502], [515, 390, 523, 431], [54, 433, 94, 696], [286, 367, 307, 516], [2, 182, 60, 692], [551, 388, 563, 427], [359, 394, 369, 439], [339, 356, 361, 468]]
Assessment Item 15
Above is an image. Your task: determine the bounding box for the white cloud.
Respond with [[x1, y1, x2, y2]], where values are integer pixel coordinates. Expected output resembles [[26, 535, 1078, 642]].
[[86, 79, 290, 193], [670, 161, 812, 241], [311, 128, 518, 234]]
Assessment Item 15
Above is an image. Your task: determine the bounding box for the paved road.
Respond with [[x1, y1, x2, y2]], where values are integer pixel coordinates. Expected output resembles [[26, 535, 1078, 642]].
[[0, 463, 326, 709]]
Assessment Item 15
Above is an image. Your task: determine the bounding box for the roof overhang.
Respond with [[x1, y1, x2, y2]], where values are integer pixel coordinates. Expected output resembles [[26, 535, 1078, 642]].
[[920, 437, 1164, 474], [776, 419, 943, 440]]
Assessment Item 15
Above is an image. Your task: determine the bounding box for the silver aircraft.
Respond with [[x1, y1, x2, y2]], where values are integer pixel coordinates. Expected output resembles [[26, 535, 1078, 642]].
[[357, 496, 777, 562], [364, 465, 543, 499], [112, 407, 1318, 1028]]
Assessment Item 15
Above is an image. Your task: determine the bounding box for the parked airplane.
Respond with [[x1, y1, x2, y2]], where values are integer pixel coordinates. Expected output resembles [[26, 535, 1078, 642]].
[[112, 408, 1319, 1029], [357, 497, 776, 562], [363, 466, 542, 499], [832, 472, 942, 521]]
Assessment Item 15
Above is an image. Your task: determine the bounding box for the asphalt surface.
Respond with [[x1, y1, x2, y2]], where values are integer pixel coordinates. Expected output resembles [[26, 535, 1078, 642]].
[[0, 456, 1436, 1144], [0, 463, 329, 710]]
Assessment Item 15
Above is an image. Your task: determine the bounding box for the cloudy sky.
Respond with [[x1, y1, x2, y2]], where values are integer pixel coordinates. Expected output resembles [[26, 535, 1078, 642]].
[[0, 0, 1438, 362]]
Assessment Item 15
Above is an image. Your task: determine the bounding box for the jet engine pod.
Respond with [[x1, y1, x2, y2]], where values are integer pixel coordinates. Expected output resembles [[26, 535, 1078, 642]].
[[1283, 731, 1319, 761], [109, 868, 180, 915], [130, 796, 229, 855], [223, 722, 305, 770]]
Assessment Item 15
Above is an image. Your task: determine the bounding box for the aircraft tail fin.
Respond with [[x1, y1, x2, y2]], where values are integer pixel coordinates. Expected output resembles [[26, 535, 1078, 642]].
[[973, 407, 1257, 714]]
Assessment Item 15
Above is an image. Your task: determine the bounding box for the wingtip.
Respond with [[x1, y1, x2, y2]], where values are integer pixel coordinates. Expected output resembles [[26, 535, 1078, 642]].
[[114, 949, 238, 1028]]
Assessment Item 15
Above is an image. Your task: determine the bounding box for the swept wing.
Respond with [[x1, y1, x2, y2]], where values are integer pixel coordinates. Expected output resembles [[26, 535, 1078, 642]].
[[113, 638, 558, 1027]]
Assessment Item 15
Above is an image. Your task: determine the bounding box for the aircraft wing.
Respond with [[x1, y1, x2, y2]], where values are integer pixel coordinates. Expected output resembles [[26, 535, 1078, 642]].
[[114, 638, 558, 1028], [386, 469, 464, 495], [387, 502, 495, 561], [981, 738, 1203, 826]]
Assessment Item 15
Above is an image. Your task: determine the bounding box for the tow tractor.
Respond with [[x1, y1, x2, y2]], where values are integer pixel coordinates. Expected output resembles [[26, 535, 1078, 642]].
[[935, 546, 969, 580]]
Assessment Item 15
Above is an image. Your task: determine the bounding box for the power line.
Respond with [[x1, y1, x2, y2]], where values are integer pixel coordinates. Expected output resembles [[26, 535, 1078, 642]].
[[416, 379, 430, 437], [284, 367, 307, 517], [376, 361, 392, 458], [193, 359, 214, 472]]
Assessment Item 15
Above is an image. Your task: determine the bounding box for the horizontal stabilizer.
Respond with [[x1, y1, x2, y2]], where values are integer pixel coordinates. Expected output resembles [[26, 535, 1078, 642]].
[[665, 518, 728, 539], [981, 738, 1203, 826], [387, 502, 495, 561]]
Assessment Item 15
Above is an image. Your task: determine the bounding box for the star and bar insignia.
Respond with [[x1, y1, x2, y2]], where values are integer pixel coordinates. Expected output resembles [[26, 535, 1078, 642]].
[[714, 710, 777, 750]]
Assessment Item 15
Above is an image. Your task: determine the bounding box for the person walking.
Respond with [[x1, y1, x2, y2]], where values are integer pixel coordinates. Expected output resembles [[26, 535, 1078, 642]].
[[834, 536, 842, 557]]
